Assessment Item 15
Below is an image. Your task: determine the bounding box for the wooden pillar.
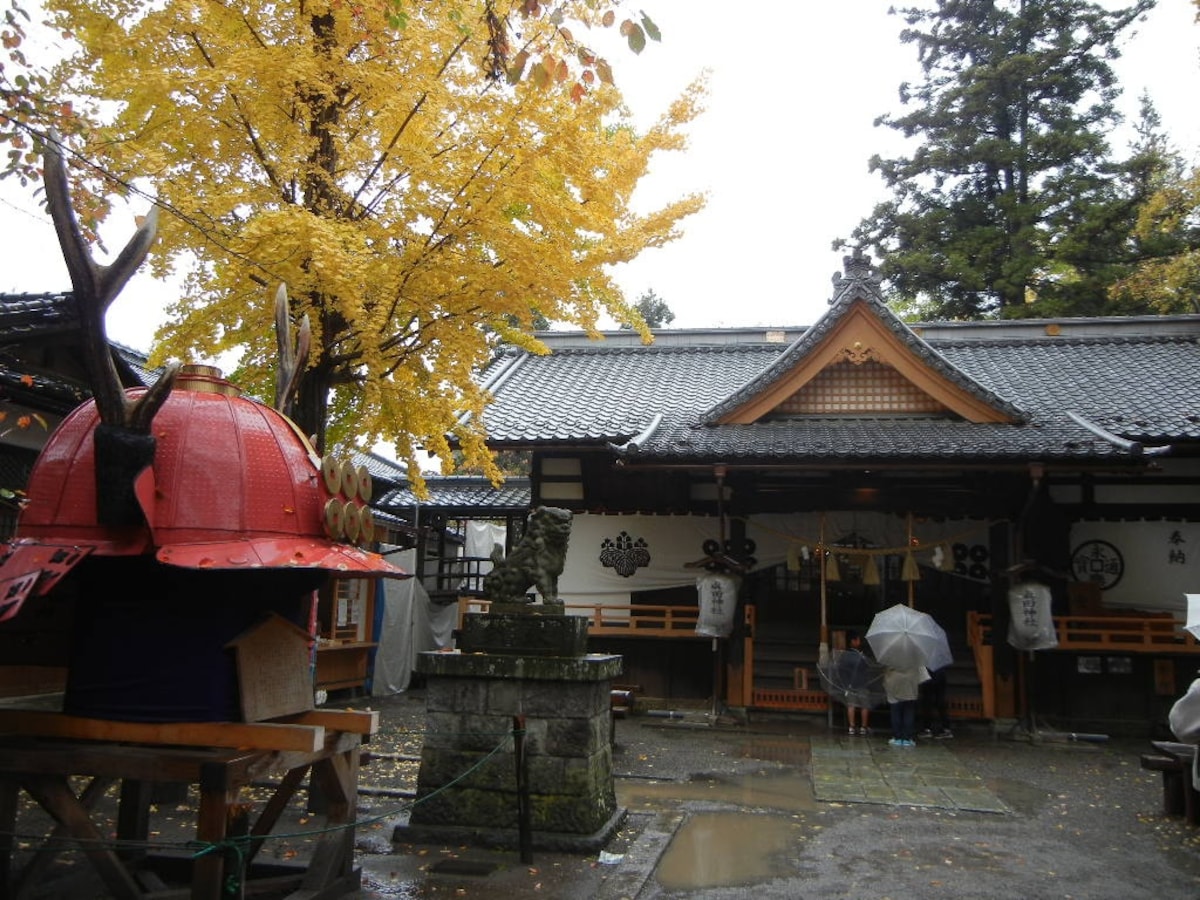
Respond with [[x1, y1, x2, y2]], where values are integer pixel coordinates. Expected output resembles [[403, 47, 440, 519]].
[[194, 761, 238, 900], [116, 779, 153, 862], [990, 519, 1017, 718], [300, 748, 360, 890]]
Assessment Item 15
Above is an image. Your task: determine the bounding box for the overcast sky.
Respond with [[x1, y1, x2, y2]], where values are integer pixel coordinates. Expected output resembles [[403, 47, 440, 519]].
[[1, 0, 1198, 352]]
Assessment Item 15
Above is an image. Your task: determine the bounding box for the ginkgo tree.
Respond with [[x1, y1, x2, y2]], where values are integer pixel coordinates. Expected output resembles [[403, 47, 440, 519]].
[[37, 0, 705, 486]]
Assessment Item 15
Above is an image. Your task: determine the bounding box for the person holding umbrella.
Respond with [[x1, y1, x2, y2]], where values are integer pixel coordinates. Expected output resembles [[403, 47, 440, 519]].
[[842, 630, 876, 735], [866, 604, 949, 747], [884, 661, 928, 747]]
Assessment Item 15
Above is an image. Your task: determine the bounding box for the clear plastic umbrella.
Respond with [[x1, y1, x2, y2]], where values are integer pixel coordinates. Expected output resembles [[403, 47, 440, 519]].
[[866, 603, 952, 671], [817, 647, 886, 709]]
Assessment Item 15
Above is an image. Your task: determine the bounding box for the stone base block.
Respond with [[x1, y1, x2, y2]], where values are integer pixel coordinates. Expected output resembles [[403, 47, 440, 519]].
[[455, 612, 589, 657], [393, 807, 627, 854]]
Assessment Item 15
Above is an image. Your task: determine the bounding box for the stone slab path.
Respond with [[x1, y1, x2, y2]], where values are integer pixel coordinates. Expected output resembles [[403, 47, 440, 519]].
[[810, 733, 1009, 813]]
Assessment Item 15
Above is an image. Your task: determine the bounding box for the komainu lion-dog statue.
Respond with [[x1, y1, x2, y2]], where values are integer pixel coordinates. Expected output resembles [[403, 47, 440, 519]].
[[484, 506, 573, 604]]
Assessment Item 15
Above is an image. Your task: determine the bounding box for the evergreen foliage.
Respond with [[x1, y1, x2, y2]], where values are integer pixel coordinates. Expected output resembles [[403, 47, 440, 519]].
[[841, 0, 1155, 319]]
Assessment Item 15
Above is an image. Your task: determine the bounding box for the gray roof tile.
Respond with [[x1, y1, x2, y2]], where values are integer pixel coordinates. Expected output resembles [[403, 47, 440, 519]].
[[0, 292, 77, 341], [479, 312, 1200, 463], [376, 476, 531, 513]]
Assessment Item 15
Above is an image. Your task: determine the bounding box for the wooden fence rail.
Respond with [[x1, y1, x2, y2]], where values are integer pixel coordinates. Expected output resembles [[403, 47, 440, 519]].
[[457, 598, 702, 637], [967, 611, 1200, 653]]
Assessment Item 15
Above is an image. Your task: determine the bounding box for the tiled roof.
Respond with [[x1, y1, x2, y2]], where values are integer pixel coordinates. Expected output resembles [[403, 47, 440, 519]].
[[111, 341, 160, 386], [376, 476, 531, 515], [0, 351, 91, 413], [354, 451, 406, 488], [0, 294, 154, 410], [0, 292, 78, 341], [478, 301, 1200, 464], [479, 343, 772, 444]]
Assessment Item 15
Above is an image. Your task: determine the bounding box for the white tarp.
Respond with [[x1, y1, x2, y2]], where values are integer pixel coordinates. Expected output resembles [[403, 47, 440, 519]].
[[370, 548, 446, 697], [1069, 519, 1200, 616], [374, 549, 427, 696], [465, 520, 506, 564]]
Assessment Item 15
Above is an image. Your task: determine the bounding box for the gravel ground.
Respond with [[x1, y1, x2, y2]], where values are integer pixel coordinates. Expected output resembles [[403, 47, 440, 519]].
[[9, 691, 1200, 899]]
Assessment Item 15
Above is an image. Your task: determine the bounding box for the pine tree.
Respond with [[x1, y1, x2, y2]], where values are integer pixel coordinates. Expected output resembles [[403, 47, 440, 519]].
[[841, 0, 1153, 319], [619, 288, 675, 329]]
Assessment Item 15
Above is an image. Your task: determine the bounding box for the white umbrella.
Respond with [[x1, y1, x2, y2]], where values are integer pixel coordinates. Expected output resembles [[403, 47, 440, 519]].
[[866, 603, 953, 671], [1185, 594, 1200, 640]]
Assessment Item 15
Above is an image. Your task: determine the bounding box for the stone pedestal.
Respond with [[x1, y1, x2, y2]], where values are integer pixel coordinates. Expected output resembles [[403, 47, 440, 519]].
[[455, 604, 589, 657], [395, 620, 623, 852]]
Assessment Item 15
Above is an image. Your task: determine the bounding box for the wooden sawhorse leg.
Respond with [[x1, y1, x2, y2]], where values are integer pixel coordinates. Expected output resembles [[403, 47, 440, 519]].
[[19, 775, 141, 899]]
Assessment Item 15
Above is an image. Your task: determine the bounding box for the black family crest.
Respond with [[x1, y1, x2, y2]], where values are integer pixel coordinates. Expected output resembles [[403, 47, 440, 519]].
[[599, 531, 651, 577]]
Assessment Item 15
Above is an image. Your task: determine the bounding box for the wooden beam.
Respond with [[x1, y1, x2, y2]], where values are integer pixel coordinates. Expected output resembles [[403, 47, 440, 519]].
[[276, 708, 379, 736], [0, 710, 324, 752]]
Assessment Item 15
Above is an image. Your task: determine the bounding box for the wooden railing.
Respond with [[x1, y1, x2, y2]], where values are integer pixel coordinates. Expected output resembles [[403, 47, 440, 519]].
[[429, 556, 492, 597], [965, 610, 1200, 721], [457, 598, 702, 637], [967, 611, 1200, 653]]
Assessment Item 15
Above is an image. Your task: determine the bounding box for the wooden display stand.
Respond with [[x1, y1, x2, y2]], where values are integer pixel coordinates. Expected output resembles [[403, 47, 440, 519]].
[[0, 708, 377, 900], [315, 579, 376, 693], [315, 642, 377, 692]]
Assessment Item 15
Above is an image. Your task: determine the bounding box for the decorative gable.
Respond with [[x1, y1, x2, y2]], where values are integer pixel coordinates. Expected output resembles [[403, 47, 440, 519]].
[[778, 359, 949, 416], [705, 253, 1024, 427]]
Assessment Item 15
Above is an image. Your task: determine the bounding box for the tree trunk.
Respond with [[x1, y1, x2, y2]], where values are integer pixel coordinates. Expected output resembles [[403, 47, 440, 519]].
[[293, 361, 334, 456]]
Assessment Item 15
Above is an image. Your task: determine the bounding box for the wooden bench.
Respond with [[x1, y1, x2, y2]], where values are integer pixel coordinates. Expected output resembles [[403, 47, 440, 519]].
[[1143, 741, 1200, 824]]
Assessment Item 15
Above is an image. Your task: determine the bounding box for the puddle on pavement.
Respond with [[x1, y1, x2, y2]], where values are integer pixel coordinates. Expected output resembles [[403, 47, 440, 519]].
[[735, 737, 811, 766], [617, 770, 819, 814], [656, 811, 803, 889]]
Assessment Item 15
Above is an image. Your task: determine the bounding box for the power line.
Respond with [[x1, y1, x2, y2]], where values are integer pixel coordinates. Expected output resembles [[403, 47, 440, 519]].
[[2, 116, 288, 286]]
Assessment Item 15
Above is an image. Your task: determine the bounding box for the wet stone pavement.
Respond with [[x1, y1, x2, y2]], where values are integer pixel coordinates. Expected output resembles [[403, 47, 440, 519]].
[[350, 695, 1200, 900], [11, 691, 1200, 899]]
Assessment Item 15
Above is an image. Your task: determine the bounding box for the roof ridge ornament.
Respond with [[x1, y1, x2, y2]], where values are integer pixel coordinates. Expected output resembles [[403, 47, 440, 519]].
[[829, 248, 884, 305]]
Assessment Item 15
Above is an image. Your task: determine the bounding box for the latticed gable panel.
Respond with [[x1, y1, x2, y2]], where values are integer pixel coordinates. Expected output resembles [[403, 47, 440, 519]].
[[775, 360, 951, 416]]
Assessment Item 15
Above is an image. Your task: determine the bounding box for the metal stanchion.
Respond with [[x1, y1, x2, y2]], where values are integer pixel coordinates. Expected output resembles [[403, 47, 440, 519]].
[[513, 715, 533, 864]]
